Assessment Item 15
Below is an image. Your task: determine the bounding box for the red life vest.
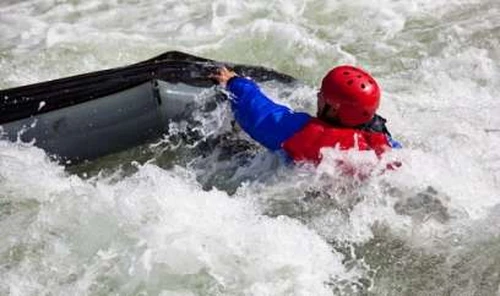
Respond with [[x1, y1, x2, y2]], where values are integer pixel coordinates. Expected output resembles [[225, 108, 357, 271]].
[[282, 118, 391, 164]]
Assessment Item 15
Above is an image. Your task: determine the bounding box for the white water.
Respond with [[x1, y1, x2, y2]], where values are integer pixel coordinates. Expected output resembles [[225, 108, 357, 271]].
[[1, 0, 500, 295]]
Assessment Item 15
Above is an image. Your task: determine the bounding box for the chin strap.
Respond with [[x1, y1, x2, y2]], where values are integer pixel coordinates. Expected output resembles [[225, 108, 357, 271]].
[[318, 103, 330, 119], [318, 103, 342, 126]]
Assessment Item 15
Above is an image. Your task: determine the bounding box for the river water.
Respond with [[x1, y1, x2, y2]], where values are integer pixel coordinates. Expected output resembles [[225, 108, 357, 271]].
[[1, 0, 500, 295]]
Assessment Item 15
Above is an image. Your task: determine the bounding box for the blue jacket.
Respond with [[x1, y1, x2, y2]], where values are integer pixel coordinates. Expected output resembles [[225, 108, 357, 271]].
[[226, 77, 310, 151]]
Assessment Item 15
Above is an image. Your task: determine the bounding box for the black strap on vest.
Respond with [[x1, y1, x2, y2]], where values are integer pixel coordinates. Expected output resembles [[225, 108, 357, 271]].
[[356, 114, 393, 138], [319, 109, 393, 138]]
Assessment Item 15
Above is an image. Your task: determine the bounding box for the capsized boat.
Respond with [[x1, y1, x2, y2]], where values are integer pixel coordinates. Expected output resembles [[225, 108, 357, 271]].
[[0, 51, 296, 162]]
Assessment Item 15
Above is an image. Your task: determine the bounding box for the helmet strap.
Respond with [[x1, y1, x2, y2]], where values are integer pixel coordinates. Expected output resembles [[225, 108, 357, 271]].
[[318, 103, 342, 126], [318, 103, 330, 119]]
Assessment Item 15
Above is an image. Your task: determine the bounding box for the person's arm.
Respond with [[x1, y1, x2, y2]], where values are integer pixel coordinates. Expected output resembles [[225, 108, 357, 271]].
[[212, 68, 310, 151]]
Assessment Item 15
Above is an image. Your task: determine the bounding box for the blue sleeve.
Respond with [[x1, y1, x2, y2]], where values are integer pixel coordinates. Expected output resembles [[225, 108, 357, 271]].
[[226, 77, 311, 151]]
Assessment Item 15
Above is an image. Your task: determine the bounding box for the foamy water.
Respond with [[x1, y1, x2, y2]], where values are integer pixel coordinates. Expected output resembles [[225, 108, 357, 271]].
[[1, 0, 500, 295]]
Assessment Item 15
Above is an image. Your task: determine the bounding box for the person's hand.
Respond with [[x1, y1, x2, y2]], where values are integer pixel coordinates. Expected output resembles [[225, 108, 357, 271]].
[[210, 67, 237, 86]]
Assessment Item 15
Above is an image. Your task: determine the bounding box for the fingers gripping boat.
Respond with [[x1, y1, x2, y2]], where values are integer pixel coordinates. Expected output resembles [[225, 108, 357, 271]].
[[0, 51, 295, 162]]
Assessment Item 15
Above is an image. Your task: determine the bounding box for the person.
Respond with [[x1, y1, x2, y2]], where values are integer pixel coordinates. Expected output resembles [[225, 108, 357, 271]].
[[211, 65, 401, 165]]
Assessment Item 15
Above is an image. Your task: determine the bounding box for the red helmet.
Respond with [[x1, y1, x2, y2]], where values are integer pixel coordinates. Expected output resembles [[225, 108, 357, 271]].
[[320, 65, 380, 126]]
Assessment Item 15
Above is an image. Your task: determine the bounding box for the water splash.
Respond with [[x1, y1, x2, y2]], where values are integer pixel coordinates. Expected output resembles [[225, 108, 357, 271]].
[[1, 0, 500, 295]]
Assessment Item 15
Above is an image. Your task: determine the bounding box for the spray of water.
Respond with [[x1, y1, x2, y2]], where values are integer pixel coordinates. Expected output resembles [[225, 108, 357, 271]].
[[1, 0, 500, 295]]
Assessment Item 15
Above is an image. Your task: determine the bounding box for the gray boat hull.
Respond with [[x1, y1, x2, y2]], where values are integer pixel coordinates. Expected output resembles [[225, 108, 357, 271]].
[[1, 80, 213, 162]]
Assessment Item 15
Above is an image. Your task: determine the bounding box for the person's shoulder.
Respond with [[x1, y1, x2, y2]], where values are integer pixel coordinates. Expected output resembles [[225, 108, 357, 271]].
[[227, 76, 256, 87]]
